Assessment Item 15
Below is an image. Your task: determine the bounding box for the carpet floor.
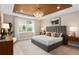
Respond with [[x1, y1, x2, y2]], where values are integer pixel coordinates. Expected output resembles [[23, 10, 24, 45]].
[[14, 40, 79, 55]]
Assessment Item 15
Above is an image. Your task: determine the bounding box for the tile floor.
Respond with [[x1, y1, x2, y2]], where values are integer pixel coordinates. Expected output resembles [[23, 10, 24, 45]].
[[14, 40, 79, 55]]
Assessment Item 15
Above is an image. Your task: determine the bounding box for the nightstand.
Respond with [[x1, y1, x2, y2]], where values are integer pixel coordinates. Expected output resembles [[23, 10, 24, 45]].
[[0, 39, 13, 55], [67, 36, 79, 47], [67, 36, 79, 41], [63, 35, 68, 45]]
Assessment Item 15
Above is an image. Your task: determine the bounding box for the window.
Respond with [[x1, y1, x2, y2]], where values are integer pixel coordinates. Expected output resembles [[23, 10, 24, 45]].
[[18, 20, 34, 32]]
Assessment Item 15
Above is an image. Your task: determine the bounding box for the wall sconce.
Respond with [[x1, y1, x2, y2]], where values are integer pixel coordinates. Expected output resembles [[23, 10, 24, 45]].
[[69, 26, 78, 37]]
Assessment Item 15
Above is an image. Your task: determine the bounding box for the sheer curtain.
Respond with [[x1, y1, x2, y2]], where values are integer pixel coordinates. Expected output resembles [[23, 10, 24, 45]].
[[14, 17, 35, 40]]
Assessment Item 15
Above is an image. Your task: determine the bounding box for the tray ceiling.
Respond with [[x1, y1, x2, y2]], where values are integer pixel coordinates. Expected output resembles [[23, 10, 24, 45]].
[[13, 4, 72, 17]]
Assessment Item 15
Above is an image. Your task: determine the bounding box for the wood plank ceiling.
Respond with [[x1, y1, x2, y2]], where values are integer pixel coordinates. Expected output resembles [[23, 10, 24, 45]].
[[13, 4, 72, 17]]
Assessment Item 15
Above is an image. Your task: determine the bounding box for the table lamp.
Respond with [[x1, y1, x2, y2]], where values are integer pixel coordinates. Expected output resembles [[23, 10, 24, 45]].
[[1, 23, 9, 39], [69, 26, 78, 37]]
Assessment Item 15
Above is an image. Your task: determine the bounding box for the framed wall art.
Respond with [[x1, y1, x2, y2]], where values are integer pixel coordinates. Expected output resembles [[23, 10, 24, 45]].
[[51, 17, 61, 26]]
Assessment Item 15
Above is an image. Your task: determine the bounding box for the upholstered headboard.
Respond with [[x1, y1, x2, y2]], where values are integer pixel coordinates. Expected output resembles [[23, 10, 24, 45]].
[[46, 26, 67, 35], [0, 17, 1, 33]]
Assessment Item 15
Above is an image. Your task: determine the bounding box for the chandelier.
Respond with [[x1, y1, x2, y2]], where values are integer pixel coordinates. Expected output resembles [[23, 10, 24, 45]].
[[33, 8, 44, 18]]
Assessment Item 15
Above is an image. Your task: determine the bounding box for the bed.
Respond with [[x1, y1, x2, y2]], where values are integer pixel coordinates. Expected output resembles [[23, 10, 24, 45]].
[[32, 26, 67, 52], [32, 35, 63, 52]]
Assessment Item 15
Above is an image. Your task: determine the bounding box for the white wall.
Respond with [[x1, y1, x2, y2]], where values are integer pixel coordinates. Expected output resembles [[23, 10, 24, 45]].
[[42, 11, 79, 37]]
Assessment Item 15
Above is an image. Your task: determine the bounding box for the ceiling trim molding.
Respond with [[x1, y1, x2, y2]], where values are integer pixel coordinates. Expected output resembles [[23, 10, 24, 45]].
[[1, 4, 79, 20]]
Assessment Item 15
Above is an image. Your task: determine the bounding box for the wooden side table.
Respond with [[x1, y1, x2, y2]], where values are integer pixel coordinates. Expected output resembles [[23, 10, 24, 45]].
[[66, 36, 79, 47], [0, 39, 13, 55], [67, 36, 79, 41]]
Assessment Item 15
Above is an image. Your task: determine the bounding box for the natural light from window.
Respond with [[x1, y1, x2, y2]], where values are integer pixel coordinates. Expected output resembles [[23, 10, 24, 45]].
[[18, 19, 34, 33]]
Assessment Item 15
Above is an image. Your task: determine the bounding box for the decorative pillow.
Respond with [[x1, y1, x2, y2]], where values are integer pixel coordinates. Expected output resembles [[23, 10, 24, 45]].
[[51, 32, 56, 37], [55, 33, 62, 37], [55, 33, 59, 37], [59, 33, 63, 37], [0, 34, 1, 39], [45, 32, 51, 36]]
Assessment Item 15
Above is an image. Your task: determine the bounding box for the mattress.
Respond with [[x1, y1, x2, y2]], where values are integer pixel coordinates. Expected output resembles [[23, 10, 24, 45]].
[[32, 35, 63, 46]]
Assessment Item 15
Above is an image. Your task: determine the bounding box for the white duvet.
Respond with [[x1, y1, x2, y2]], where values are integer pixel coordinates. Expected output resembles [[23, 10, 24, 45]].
[[32, 35, 63, 46]]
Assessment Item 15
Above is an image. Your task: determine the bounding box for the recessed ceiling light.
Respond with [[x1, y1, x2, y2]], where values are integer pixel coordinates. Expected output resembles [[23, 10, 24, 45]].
[[16, 10, 19, 12], [57, 6, 60, 9], [16, 10, 23, 12], [20, 9, 24, 12]]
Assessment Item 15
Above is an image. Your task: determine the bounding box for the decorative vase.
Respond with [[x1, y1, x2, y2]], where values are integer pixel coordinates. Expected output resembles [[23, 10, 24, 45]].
[[5, 34, 12, 41]]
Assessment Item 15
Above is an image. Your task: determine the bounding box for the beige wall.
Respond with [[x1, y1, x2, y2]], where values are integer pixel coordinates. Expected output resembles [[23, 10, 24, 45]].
[[34, 20, 41, 35], [61, 11, 79, 36], [42, 11, 79, 37], [3, 11, 79, 37]]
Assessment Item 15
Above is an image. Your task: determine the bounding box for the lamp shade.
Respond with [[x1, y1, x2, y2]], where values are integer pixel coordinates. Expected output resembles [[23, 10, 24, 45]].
[[41, 27, 45, 31], [2, 23, 9, 29], [69, 27, 78, 32]]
